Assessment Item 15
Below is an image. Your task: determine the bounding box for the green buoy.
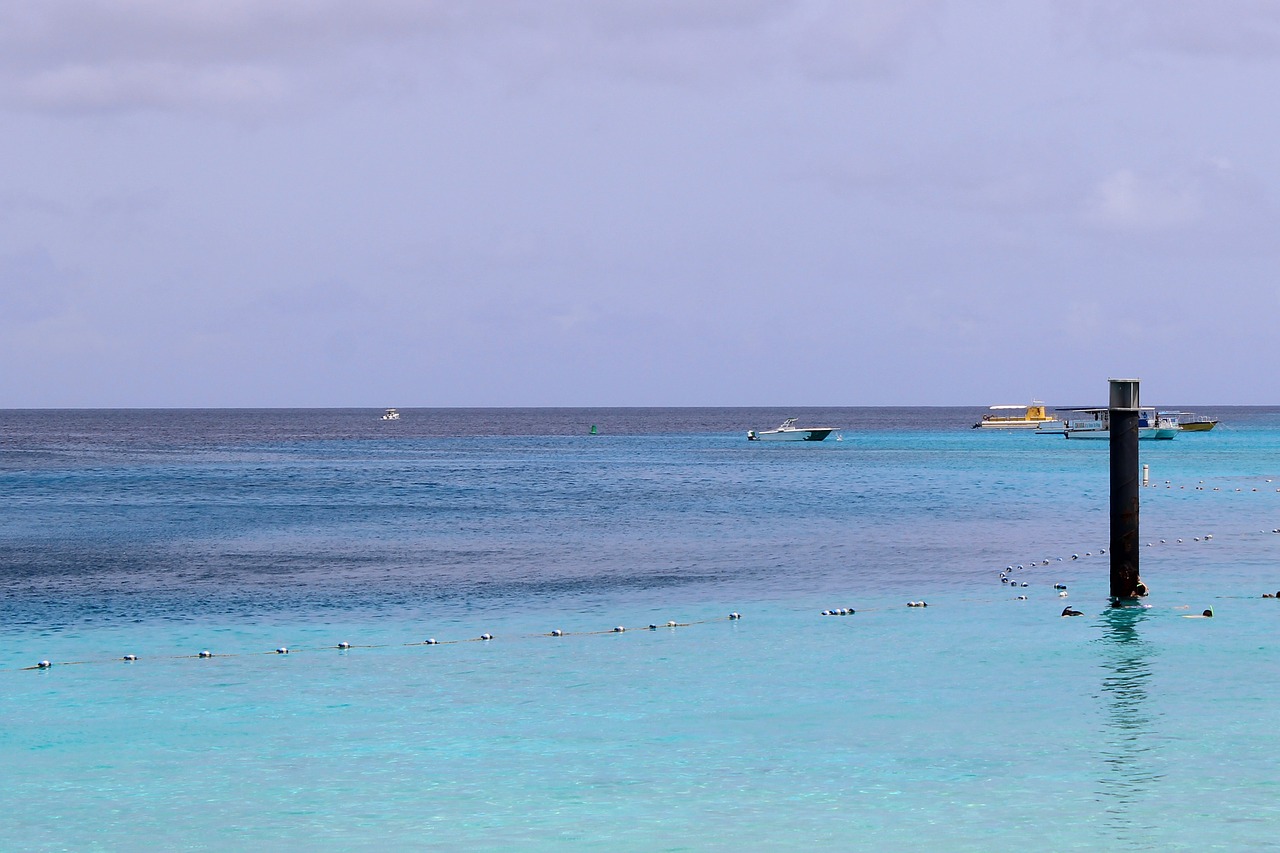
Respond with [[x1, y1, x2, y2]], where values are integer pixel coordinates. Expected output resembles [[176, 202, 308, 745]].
[[590, 424, 598, 435]]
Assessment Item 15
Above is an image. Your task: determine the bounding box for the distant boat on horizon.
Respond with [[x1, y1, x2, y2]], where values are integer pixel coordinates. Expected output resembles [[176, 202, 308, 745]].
[[1161, 411, 1219, 432], [973, 401, 1062, 430], [747, 418, 837, 442]]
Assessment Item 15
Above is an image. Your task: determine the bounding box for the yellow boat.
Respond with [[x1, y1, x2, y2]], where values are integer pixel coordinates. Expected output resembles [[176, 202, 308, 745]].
[[973, 401, 1062, 430]]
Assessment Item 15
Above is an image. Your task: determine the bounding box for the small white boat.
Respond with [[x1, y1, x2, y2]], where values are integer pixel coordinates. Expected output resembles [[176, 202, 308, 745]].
[[973, 401, 1062, 430], [1148, 411, 1181, 439], [1161, 411, 1219, 432], [747, 418, 837, 442], [381, 408, 401, 421]]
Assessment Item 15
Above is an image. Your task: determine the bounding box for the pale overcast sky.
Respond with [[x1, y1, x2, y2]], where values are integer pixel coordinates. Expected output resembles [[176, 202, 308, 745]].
[[2, 1, 1278, 407]]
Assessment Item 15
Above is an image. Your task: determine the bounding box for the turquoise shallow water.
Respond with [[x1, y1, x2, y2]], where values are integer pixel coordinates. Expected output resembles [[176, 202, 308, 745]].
[[2, 408, 1279, 850]]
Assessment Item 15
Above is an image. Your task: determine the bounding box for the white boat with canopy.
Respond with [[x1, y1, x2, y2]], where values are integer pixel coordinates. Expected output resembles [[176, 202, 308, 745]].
[[1160, 411, 1219, 432], [747, 418, 837, 442], [1057, 408, 1177, 440]]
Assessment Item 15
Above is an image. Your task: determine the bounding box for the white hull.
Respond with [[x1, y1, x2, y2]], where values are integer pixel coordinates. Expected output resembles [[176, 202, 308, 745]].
[[976, 420, 1057, 430], [1064, 427, 1166, 440]]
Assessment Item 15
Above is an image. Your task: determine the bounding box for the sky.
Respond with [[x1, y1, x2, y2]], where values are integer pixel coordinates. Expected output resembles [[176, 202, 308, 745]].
[[2, 1, 1278, 407]]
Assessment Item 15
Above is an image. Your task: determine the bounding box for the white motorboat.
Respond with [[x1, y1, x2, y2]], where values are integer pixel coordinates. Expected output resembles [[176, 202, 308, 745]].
[[381, 408, 401, 421], [1148, 410, 1181, 439], [747, 418, 837, 442], [1160, 411, 1219, 432]]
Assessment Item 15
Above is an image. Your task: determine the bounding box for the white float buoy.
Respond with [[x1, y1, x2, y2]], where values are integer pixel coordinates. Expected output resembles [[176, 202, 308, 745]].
[[198, 650, 212, 658], [122, 654, 137, 661], [479, 634, 492, 641], [667, 620, 677, 627], [37, 660, 51, 668], [337, 641, 351, 649], [551, 629, 564, 636], [613, 626, 625, 633], [426, 638, 439, 645], [729, 612, 742, 620], [276, 647, 289, 655]]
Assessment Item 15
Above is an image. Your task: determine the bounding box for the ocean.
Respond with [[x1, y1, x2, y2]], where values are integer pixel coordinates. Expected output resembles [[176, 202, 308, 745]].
[[3, 407, 1279, 850]]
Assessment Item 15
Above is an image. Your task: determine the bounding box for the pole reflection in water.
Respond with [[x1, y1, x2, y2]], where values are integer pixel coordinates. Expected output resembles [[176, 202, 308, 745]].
[[1094, 606, 1165, 837]]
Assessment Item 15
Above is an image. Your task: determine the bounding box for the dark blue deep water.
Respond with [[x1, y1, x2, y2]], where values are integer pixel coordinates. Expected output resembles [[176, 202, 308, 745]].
[[0, 407, 1060, 627]]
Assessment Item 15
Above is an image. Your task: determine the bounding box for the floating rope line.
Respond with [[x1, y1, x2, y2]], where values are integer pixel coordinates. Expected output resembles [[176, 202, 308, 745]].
[[817, 529, 1248, 617], [9, 615, 734, 674], [988, 523, 1280, 606], [996, 532, 1236, 580], [15, 498, 1280, 673], [1144, 476, 1280, 493]]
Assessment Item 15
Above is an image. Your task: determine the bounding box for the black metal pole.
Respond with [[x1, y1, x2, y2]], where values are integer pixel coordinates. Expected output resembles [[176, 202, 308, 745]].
[[1109, 379, 1141, 601]]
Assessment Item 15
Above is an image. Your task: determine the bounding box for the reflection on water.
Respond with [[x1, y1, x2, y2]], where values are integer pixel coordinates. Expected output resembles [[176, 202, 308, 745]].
[[1095, 606, 1165, 838]]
